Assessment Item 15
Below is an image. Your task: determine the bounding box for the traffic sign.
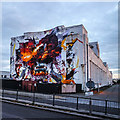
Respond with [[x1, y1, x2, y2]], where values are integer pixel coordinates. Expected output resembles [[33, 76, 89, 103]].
[[86, 81, 95, 89]]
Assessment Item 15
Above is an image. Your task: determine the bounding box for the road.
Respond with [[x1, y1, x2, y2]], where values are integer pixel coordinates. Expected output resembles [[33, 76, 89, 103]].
[[2, 101, 85, 119], [63, 84, 119, 102], [91, 84, 120, 101]]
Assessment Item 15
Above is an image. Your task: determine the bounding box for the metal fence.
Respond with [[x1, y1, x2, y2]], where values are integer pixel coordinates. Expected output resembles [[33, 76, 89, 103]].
[[2, 88, 120, 116], [53, 94, 120, 115]]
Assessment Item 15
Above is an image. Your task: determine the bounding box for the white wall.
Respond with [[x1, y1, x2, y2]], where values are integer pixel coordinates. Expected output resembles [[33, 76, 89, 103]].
[[10, 24, 112, 91], [88, 46, 112, 88]]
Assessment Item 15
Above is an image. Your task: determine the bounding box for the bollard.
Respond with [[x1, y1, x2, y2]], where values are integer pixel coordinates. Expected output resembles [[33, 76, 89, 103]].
[[105, 100, 108, 115], [76, 97, 79, 110], [53, 94, 55, 106], [89, 98, 92, 115], [16, 89, 18, 101]]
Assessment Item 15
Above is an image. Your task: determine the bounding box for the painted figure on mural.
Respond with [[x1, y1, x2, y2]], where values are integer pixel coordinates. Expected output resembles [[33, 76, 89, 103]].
[[12, 26, 79, 84]]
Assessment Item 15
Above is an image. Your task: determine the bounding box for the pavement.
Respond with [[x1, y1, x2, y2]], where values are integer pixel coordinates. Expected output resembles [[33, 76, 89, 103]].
[[1, 90, 119, 109], [1, 84, 119, 100], [0, 89, 53, 99]]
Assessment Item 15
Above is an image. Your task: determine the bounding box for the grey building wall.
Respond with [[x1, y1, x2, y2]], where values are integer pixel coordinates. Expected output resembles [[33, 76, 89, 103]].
[[89, 42, 100, 57]]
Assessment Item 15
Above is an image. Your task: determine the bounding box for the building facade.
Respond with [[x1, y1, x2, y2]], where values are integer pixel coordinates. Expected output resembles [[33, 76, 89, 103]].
[[0, 71, 10, 78], [10, 24, 112, 92]]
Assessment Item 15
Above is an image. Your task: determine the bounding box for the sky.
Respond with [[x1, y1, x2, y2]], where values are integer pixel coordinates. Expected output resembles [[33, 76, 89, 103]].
[[1, 1, 119, 78]]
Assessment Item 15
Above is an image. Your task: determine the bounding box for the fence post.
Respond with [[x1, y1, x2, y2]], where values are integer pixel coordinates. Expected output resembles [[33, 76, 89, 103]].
[[32, 90, 35, 104], [53, 94, 55, 106], [105, 100, 108, 115], [89, 98, 92, 115], [76, 97, 79, 110], [2, 87, 4, 97], [16, 89, 18, 101]]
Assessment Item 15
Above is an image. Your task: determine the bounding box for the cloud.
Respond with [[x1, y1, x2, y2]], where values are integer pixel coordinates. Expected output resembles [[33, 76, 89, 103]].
[[106, 4, 118, 14], [1, 2, 118, 77], [109, 68, 120, 72], [113, 74, 120, 79]]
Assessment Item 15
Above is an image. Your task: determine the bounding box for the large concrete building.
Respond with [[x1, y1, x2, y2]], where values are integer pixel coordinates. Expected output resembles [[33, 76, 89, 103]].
[[10, 24, 112, 92]]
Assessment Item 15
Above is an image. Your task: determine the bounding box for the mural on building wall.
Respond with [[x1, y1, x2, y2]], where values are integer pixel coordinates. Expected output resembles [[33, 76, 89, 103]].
[[10, 26, 82, 84]]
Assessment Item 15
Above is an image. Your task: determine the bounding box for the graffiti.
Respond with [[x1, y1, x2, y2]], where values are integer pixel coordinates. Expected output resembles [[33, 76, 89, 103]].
[[10, 26, 83, 84]]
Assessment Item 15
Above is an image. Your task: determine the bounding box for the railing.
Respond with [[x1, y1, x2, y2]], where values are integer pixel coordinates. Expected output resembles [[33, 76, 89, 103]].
[[1, 88, 120, 116]]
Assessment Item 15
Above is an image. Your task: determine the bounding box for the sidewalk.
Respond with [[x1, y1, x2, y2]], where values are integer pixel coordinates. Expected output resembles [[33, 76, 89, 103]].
[[0, 89, 53, 99], [1, 84, 117, 100]]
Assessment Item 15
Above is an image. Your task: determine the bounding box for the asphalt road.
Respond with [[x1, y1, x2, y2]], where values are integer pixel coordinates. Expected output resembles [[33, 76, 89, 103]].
[[64, 84, 120, 102], [2, 101, 84, 120], [91, 84, 120, 102]]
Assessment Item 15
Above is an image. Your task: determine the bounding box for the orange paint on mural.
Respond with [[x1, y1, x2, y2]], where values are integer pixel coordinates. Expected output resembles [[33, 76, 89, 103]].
[[21, 52, 32, 62]]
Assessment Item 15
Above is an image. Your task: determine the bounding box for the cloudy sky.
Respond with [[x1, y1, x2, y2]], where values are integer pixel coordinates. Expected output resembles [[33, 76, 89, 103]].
[[1, 1, 118, 78]]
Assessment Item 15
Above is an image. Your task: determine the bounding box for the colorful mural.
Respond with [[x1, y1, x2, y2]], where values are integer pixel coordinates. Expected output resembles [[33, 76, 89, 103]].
[[10, 26, 83, 84]]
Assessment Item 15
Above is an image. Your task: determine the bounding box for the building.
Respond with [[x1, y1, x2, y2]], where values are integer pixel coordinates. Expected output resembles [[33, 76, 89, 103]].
[[10, 24, 112, 92], [0, 71, 10, 78]]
